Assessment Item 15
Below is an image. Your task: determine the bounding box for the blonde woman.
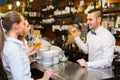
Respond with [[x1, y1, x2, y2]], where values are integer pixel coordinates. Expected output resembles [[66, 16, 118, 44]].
[[2, 11, 54, 80]]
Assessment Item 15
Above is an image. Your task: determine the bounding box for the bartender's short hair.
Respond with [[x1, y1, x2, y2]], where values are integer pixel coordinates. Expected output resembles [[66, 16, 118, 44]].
[[88, 8, 103, 18]]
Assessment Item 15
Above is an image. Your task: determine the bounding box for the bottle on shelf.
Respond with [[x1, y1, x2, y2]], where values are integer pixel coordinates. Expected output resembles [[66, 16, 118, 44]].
[[108, 15, 115, 34]]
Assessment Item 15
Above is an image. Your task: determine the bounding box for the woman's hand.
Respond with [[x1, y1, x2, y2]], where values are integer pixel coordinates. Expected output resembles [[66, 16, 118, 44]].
[[41, 69, 55, 80], [27, 46, 38, 56], [27, 46, 38, 63]]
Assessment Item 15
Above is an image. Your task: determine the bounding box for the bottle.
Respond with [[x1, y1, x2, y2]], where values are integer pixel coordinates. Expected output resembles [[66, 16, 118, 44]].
[[98, 0, 103, 9], [109, 16, 115, 34]]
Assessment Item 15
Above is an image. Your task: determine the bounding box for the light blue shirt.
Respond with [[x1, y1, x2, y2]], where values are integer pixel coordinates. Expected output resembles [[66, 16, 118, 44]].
[[2, 37, 31, 80], [75, 26, 115, 68]]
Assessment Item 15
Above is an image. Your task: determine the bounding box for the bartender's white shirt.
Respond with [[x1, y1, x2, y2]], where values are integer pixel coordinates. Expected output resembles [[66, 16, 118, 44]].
[[74, 26, 115, 68]]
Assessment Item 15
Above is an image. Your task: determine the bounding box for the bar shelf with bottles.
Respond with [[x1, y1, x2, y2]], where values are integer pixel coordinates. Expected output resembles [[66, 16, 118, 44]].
[[102, 14, 116, 34], [102, 7, 120, 14], [53, 14, 74, 19], [99, 1, 119, 30], [42, 4, 56, 14], [53, 3, 76, 18], [41, 2, 76, 25], [24, 10, 42, 18], [93, 0, 120, 13]]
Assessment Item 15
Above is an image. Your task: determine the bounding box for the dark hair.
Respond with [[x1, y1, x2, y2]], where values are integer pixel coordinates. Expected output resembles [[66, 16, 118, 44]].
[[0, 20, 6, 80], [2, 11, 22, 32], [88, 8, 103, 18]]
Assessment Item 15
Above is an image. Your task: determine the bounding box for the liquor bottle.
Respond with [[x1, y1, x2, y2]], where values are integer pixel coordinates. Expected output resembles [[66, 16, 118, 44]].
[[109, 15, 115, 34]]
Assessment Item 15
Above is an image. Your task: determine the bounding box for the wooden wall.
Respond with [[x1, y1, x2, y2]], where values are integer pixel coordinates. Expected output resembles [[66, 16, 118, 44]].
[[108, 0, 120, 4], [0, 6, 7, 13], [27, 0, 43, 10]]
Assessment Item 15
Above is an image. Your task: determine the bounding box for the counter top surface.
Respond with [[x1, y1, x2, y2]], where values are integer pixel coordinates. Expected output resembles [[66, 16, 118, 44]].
[[32, 61, 114, 80]]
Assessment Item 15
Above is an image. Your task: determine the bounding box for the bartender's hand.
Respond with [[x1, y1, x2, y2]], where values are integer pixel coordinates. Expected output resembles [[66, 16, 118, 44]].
[[70, 27, 80, 38], [67, 34, 74, 44], [41, 69, 55, 80], [77, 59, 87, 67]]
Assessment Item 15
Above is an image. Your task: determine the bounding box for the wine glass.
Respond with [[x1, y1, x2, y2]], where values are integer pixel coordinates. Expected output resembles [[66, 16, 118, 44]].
[[33, 35, 42, 48], [34, 41, 41, 49], [33, 35, 42, 60]]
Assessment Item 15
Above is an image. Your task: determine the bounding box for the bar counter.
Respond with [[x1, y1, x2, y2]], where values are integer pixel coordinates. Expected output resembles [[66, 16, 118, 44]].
[[31, 61, 114, 80]]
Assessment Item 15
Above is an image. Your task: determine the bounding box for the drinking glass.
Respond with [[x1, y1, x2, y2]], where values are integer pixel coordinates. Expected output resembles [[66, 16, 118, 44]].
[[33, 35, 42, 60], [34, 42, 41, 49]]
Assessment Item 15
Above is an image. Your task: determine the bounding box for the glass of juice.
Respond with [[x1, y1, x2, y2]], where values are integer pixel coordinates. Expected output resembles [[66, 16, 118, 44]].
[[33, 35, 42, 60]]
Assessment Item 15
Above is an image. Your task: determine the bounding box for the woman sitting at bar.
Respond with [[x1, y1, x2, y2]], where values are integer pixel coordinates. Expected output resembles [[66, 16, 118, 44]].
[[1, 11, 54, 80]]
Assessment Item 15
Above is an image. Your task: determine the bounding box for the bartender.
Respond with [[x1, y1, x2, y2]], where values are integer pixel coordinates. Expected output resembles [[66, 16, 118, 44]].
[[70, 9, 115, 68]]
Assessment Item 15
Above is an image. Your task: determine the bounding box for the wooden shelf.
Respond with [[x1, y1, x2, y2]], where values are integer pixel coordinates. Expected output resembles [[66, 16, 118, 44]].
[[25, 17, 42, 20], [54, 14, 74, 19], [102, 7, 120, 14], [42, 9, 55, 14]]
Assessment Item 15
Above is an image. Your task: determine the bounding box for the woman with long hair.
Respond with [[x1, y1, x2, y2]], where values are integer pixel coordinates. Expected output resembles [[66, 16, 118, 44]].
[[1, 11, 54, 80], [0, 18, 7, 80]]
